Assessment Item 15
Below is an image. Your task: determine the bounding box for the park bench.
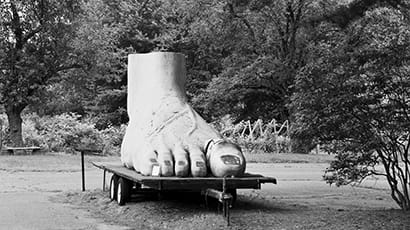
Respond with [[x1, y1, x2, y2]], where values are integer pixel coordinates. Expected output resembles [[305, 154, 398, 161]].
[[2, 146, 42, 155]]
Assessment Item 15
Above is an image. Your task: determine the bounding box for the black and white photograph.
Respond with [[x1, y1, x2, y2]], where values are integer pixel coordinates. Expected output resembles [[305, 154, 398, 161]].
[[0, 0, 409, 229]]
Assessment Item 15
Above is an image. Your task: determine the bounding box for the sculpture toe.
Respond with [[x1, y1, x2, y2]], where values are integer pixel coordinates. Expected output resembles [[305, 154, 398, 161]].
[[173, 143, 190, 177], [139, 149, 160, 176], [157, 148, 174, 176], [206, 139, 246, 177], [188, 145, 207, 177]]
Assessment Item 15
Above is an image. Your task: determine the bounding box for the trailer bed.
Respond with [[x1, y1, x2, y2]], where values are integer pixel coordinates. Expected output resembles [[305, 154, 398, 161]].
[[92, 161, 277, 226], [93, 161, 276, 191]]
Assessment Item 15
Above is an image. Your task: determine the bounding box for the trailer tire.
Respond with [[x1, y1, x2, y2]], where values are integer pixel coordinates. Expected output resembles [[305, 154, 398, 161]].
[[110, 175, 119, 201], [117, 177, 131, 206]]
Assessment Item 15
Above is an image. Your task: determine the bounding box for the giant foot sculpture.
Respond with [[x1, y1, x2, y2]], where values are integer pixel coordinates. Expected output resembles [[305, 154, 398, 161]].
[[121, 52, 246, 177]]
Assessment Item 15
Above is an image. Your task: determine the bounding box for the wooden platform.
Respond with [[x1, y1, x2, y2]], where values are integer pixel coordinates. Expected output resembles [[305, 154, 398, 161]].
[[93, 162, 276, 191]]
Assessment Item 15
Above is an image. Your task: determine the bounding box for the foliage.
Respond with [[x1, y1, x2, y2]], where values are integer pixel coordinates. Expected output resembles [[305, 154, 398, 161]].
[[291, 7, 410, 209], [193, 0, 312, 122], [97, 123, 127, 155], [71, 0, 232, 127], [72, 0, 208, 128], [0, 113, 125, 155], [0, 0, 82, 145], [70, 0, 315, 125]]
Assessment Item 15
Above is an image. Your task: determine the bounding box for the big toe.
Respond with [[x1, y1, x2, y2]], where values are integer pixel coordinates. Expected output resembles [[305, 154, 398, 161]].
[[207, 140, 246, 177]]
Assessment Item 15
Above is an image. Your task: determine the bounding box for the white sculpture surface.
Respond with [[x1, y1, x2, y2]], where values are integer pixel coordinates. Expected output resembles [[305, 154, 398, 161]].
[[121, 52, 245, 177]]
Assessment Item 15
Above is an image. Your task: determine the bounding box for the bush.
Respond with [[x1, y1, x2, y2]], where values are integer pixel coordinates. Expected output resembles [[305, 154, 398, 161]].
[[2, 113, 125, 155], [98, 124, 127, 155], [1, 112, 290, 155], [234, 133, 291, 154]]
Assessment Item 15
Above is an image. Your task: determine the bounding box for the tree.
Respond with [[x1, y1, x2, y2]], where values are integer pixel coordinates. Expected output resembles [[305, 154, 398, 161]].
[[74, 0, 195, 129], [73, 0, 236, 127], [192, 0, 409, 124], [291, 6, 410, 210], [193, 0, 312, 123], [0, 0, 81, 146], [72, 0, 314, 126]]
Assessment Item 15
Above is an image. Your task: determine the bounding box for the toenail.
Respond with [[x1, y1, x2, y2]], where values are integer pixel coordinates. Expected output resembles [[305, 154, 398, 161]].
[[178, 161, 186, 166], [152, 164, 160, 176], [164, 160, 172, 166], [196, 161, 205, 168], [150, 158, 158, 163], [221, 155, 241, 165]]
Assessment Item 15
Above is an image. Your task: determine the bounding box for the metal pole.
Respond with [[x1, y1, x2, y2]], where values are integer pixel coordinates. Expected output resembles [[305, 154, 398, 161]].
[[81, 151, 85, 191], [226, 201, 230, 226], [102, 170, 106, 191]]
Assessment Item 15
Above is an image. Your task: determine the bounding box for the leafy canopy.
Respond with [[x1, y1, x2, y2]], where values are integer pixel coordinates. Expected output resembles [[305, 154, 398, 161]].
[[0, 0, 81, 109], [291, 6, 410, 209]]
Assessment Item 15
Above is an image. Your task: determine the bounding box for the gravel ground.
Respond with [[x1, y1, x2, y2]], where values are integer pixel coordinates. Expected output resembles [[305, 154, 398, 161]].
[[57, 188, 409, 230]]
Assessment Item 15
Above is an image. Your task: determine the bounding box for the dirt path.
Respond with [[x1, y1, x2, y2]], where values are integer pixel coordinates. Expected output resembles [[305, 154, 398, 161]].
[[0, 155, 130, 230], [246, 163, 395, 210]]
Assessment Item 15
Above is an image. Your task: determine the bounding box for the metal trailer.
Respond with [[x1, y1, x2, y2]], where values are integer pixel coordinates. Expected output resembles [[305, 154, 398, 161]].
[[92, 162, 276, 226]]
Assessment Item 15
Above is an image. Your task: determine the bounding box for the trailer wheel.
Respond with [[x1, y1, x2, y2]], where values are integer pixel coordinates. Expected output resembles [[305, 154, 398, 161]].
[[110, 175, 119, 201], [117, 177, 131, 206]]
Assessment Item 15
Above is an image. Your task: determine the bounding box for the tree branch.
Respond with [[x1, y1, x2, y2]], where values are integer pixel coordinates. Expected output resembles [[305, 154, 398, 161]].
[[10, 2, 23, 49], [226, 2, 259, 54]]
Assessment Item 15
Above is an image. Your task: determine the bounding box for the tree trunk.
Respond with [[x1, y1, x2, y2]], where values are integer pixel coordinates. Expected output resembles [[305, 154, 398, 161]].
[[0, 118, 3, 150], [5, 104, 25, 147]]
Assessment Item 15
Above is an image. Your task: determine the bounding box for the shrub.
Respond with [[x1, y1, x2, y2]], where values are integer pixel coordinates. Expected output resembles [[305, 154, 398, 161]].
[[0, 113, 125, 155], [21, 113, 101, 153], [2, 112, 290, 155], [98, 124, 126, 155]]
